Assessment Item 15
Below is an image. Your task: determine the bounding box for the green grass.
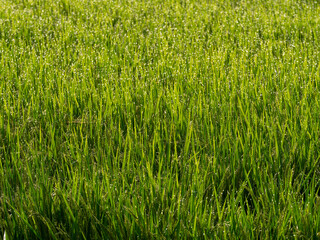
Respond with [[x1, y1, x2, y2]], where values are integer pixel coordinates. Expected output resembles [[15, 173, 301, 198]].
[[1, 0, 320, 238]]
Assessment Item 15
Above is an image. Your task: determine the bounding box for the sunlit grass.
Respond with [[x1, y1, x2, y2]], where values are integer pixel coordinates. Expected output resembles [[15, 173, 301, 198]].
[[1, 0, 320, 239]]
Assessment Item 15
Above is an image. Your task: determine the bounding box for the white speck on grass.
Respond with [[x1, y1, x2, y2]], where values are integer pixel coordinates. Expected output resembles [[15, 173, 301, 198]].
[[3, 231, 6, 240]]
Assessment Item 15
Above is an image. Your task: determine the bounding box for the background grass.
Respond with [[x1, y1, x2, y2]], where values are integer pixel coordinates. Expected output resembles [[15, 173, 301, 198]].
[[1, 0, 320, 239]]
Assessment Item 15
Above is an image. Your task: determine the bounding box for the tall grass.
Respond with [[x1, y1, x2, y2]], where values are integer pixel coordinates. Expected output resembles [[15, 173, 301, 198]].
[[1, 0, 320, 238]]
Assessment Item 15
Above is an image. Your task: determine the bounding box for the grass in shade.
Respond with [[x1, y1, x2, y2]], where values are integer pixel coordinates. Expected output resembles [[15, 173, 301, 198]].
[[1, 0, 320, 239]]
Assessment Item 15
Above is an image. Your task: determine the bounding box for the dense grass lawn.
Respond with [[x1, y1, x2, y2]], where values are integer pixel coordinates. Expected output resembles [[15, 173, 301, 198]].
[[1, 0, 320, 238]]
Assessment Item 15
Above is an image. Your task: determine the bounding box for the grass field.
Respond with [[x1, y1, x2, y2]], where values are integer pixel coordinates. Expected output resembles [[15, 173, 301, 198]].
[[1, 0, 320, 239]]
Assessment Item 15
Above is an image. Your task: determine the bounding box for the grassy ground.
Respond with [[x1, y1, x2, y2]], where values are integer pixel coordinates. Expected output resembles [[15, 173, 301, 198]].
[[1, 0, 320, 239]]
